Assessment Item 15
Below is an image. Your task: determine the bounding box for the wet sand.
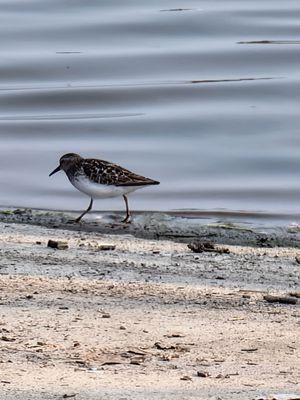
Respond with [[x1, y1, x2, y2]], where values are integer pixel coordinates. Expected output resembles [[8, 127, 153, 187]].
[[0, 212, 299, 399]]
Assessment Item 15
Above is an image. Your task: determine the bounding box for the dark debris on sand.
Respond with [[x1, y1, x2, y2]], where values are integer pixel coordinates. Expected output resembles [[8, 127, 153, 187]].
[[188, 240, 230, 254]]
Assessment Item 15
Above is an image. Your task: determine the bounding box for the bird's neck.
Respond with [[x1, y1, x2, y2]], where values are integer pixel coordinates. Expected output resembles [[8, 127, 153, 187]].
[[64, 160, 82, 180]]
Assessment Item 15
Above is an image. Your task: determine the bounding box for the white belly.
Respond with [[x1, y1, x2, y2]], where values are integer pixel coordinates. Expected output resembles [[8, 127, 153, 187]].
[[71, 176, 144, 199]]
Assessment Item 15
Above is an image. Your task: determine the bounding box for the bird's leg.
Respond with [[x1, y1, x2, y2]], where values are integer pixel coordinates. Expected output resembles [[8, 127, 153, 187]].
[[122, 195, 131, 223], [75, 198, 93, 223]]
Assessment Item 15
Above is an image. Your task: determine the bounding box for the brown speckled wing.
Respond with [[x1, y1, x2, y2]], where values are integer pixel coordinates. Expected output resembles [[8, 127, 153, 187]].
[[82, 159, 159, 186]]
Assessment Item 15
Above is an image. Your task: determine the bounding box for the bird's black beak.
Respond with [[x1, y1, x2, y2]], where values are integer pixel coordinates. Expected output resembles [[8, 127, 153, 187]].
[[49, 165, 61, 177]]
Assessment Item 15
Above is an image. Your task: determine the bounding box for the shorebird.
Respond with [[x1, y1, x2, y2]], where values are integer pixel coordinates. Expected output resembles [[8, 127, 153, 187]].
[[49, 153, 159, 223]]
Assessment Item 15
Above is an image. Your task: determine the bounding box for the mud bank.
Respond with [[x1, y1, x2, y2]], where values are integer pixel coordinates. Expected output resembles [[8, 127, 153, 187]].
[[1, 207, 300, 248]]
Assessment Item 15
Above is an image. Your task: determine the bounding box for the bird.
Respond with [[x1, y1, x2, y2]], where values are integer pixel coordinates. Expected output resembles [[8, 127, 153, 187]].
[[49, 153, 160, 223]]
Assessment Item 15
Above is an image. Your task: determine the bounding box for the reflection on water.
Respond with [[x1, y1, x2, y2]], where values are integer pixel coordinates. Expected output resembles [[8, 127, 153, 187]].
[[1, 0, 300, 225], [238, 40, 300, 44]]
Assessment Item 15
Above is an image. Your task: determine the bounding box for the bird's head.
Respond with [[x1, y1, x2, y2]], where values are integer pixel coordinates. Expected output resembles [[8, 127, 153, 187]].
[[49, 153, 82, 176]]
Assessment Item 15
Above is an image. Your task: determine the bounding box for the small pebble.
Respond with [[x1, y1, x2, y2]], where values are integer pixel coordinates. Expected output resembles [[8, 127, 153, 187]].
[[263, 295, 297, 305], [97, 244, 116, 251], [180, 376, 192, 381], [47, 240, 68, 250], [197, 371, 210, 377]]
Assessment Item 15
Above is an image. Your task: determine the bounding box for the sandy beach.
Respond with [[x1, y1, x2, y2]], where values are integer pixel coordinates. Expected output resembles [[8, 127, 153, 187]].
[[0, 211, 299, 399]]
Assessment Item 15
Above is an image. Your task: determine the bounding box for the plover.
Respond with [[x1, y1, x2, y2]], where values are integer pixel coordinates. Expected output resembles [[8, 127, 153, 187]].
[[49, 153, 159, 223]]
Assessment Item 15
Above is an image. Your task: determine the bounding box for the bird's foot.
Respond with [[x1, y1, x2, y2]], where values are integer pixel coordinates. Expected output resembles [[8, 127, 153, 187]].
[[65, 219, 77, 224], [122, 216, 131, 224]]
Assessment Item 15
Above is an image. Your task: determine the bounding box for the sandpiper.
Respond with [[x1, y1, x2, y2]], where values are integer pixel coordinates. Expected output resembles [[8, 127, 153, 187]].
[[49, 153, 159, 223]]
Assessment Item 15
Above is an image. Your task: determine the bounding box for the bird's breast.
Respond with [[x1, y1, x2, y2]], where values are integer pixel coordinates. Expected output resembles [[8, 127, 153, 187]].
[[70, 175, 141, 199]]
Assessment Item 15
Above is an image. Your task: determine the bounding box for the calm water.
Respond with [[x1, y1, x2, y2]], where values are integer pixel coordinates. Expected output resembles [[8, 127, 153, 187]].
[[1, 0, 300, 221]]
